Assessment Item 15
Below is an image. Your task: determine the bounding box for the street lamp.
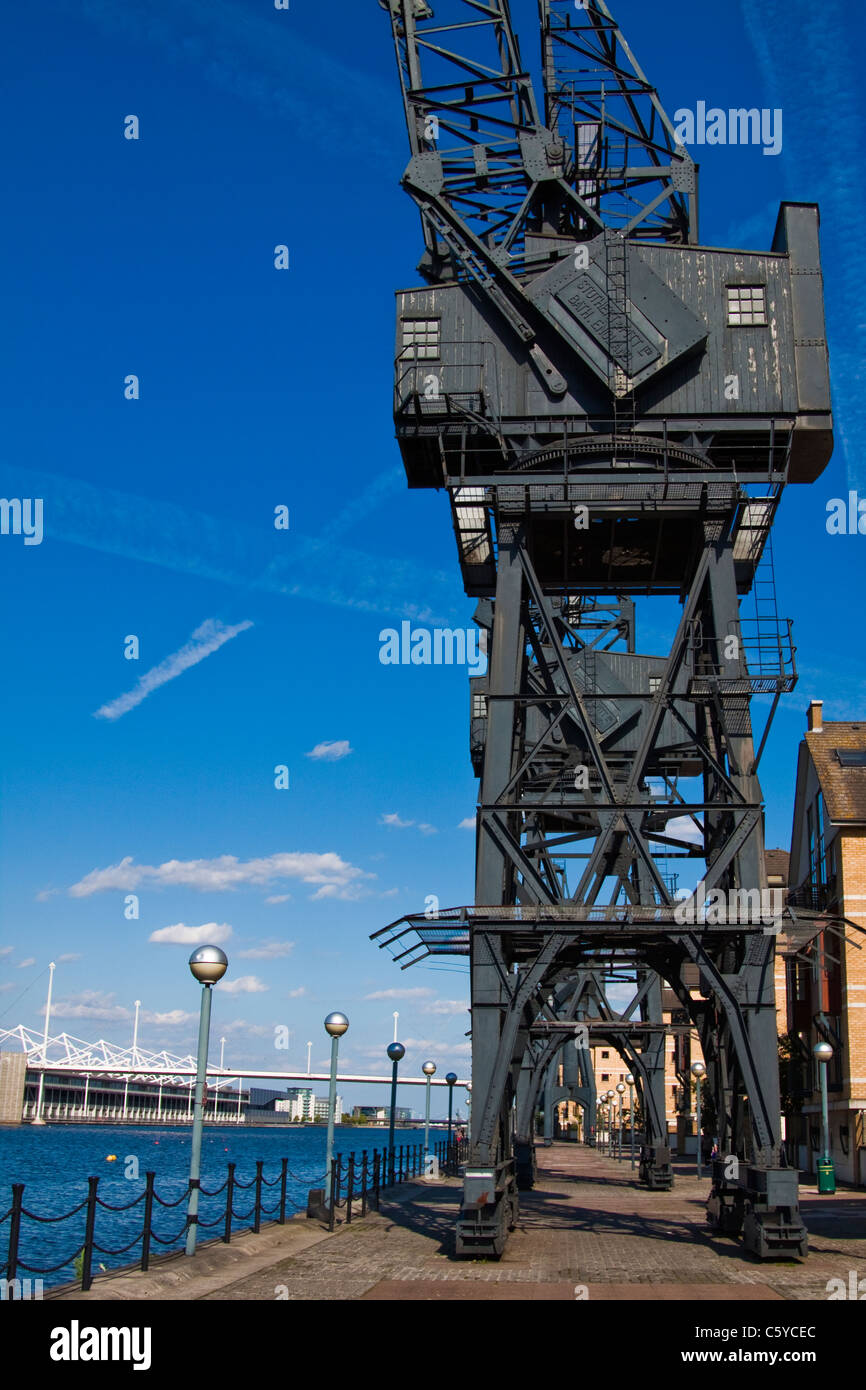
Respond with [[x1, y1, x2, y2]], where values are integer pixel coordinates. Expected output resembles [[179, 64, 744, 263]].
[[422, 1061, 437, 1171], [445, 1072, 457, 1144], [386, 1041, 405, 1184], [625, 1073, 635, 1171], [324, 1012, 349, 1203], [185, 945, 228, 1257], [606, 1091, 615, 1157], [813, 1041, 835, 1193], [616, 1082, 626, 1160], [691, 1060, 706, 1180]]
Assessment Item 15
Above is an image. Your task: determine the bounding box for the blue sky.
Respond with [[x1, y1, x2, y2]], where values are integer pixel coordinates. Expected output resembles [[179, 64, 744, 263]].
[[0, 0, 863, 1115]]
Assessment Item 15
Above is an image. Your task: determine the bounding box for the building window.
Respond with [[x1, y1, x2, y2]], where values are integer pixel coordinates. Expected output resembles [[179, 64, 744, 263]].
[[726, 285, 767, 326], [601, 1073, 609, 1082], [808, 792, 828, 890], [400, 318, 440, 359], [649, 676, 661, 694], [836, 748, 866, 767], [601, 1050, 609, 1059]]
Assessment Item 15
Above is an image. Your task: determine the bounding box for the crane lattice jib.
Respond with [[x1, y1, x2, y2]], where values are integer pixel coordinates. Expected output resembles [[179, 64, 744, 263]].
[[381, 0, 696, 287], [539, 0, 696, 242]]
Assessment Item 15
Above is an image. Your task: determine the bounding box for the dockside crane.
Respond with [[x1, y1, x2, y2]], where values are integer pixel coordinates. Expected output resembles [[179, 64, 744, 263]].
[[375, 0, 835, 1260]]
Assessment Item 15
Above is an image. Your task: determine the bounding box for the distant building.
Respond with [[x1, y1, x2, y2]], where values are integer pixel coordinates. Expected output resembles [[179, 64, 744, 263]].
[[352, 1105, 411, 1123], [314, 1094, 343, 1123], [248, 1087, 287, 1111], [283, 1088, 315, 1121], [784, 702, 866, 1184]]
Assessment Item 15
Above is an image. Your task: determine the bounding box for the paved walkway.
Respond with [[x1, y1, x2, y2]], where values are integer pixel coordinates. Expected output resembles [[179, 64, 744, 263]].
[[55, 1144, 866, 1301]]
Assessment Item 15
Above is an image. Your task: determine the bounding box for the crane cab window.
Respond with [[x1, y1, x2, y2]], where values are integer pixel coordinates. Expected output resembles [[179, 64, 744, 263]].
[[726, 285, 767, 326], [400, 318, 440, 359]]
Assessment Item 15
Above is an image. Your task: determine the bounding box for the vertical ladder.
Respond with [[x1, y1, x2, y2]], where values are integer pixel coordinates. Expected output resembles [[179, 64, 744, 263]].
[[605, 230, 635, 456]]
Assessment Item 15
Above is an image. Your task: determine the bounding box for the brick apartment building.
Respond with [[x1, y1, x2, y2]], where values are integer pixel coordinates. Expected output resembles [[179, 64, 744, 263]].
[[784, 701, 866, 1184]]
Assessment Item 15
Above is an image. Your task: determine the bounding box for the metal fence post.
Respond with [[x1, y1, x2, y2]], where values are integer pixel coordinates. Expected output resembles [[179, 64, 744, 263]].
[[81, 1176, 99, 1292], [328, 1157, 338, 1232], [279, 1157, 288, 1225], [361, 1151, 368, 1218], [373, 1150, 381, 1211], [224, 1163, 235, 1243], [140, 1172, 155, 1272], [253, 1160, 263, 1234], [346, 1154, 355, 1224], [7, 1184, 23, 1285]]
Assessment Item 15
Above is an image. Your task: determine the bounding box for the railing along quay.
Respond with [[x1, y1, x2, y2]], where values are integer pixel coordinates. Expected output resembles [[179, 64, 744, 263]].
[[1, 1137, 468, 1294], [323, 1137, 467, 1231]]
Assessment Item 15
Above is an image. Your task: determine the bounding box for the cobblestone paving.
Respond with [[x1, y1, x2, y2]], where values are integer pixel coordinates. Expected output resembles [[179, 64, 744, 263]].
[[202, 1145, 866, 1301]]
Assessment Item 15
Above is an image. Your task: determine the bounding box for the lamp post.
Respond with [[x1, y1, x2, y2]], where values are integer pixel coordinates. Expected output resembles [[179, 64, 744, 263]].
[[306, 1040, 312, 1076], [33, 961, 57, 1126], [324, 1012, 349, 1203], [386, 1041, 405, 1184], [691, 1060, 706, 1180], [616, 1082, 626, 1159], [606, 1091, 615, 1156], [813, 1041, 835, 1193], [422, 1060, 436, 1170], [625, 1073, 635, 1171], [185, 945, 228, 1257], [465, 1081, 472, 1140], [445, 1072, 457, 1144]]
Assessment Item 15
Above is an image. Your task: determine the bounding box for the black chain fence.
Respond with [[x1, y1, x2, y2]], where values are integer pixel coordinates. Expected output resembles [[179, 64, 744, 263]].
[[1, 1136, 468, 1293]]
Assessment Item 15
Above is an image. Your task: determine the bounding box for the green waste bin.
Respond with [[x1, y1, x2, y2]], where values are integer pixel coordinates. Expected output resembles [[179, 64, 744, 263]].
[[817, 1159, 836, 1194]]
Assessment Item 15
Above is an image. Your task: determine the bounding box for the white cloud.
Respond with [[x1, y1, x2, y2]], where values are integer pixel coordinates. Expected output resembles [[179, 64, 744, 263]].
[[364, 987, 435, 1001], [93, 618, 254, 721], [58, 953, 82, 963], [458, 817, 475, 830], [423, 999, 469, 1016], [236, 940, 294, 960], [654, 815, 704, 847], [68, 850, 373, 899], [0, 946, 13, 957], [287, 986, 306, 998], [380, 813, 436, 834], [16, 958, 35, 969], [48, 991, 131, 1022], [221, 1019, 275, 1038], [305, 740, 352, 761], [310, 882, 372, 902], [219, 975, 268, 995], [148, 922, 233, 946], [142, 1009, 196, 1027], [0, 983, 16, 993], [265, 894, 291, 905]]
